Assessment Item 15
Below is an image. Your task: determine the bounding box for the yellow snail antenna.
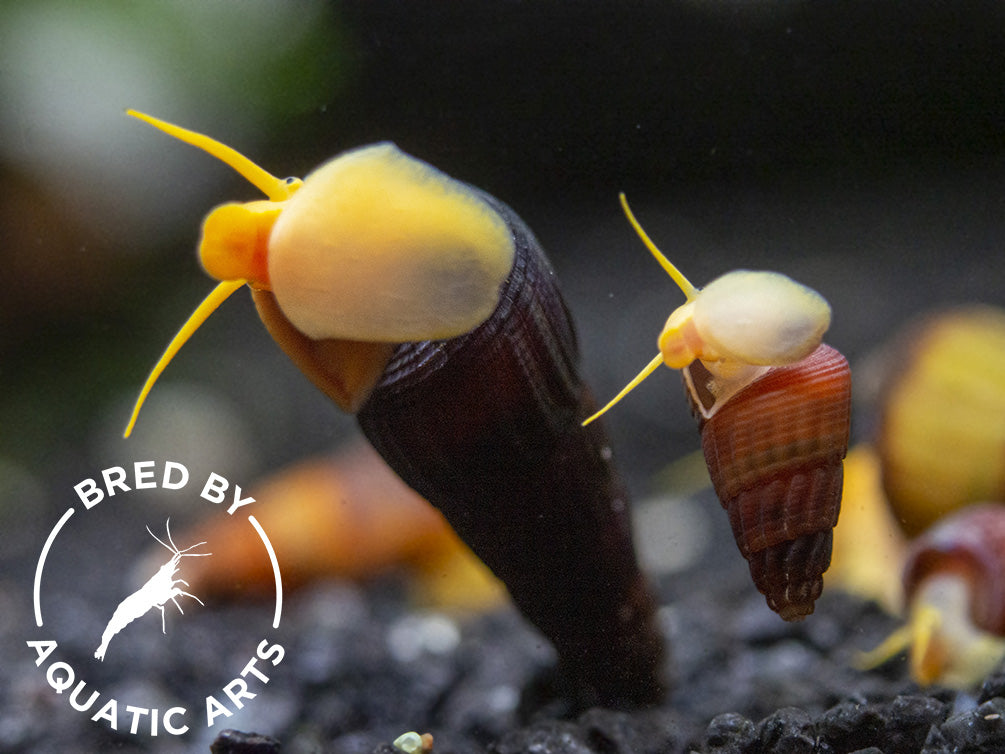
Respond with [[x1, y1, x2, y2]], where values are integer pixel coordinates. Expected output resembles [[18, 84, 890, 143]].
[[582, 353, 664, 426], [126, 110, 298, 202], [124, 279, 245, 437], [619, 193, 699, 301]]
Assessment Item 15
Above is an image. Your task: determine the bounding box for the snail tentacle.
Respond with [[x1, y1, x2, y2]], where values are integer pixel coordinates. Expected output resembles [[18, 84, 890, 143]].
[[124, 278, 245, 437]]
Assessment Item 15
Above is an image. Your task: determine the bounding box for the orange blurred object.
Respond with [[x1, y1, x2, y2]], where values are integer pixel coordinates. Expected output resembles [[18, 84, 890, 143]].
[[176, 441, 505, 611]]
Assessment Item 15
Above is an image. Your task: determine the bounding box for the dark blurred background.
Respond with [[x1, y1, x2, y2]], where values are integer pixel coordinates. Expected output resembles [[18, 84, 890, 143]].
[[2, 0, 1004, 555]]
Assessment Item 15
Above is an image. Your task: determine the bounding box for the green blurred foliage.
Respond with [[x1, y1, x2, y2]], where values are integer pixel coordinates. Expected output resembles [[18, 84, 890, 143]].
[[0, 0, 350, 476]]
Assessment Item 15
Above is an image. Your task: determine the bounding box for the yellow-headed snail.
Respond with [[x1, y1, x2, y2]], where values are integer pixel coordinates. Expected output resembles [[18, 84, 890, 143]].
[[858, 502, 1005, 688], [585, 195, 851, 621], [123, 111, 664, 708]]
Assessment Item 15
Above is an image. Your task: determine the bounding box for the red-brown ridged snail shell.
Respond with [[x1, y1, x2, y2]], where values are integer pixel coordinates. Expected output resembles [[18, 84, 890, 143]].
[[586, 194, 850, 620], [685, 345, 851, 620], [903, 503, 1005, 639]]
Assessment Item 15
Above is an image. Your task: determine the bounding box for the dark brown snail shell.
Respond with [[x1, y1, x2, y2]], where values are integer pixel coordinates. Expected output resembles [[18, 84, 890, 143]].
[[259, 195, 666, 709], [903, 502, 1005, 637], [685, 343, 852, 620]]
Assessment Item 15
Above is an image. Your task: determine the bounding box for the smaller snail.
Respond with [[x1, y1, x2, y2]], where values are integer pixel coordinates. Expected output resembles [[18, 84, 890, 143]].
[[583, 194, 832, 427], [858, 503, 1005, 688], [588, 195, 851, 620]]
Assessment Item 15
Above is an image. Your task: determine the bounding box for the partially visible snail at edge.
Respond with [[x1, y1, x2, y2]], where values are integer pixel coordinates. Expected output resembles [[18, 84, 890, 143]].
[[857, 502, 1005, 689], [585, 195, 851, 621], [121, 111, 665, 709], [875, 305, 1005, 537], [844, 305, 1005, 688]]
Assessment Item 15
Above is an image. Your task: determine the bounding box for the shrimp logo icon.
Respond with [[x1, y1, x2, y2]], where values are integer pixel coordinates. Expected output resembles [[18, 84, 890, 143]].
[[94, 520, 211, 662], [27, 461, 288, 739]]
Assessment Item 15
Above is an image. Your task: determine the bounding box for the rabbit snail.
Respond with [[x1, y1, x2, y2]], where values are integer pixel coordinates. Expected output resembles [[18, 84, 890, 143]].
[[122, 111, 665, 708], [857, 503, 1005, 688], [585, 195, 851, 620]]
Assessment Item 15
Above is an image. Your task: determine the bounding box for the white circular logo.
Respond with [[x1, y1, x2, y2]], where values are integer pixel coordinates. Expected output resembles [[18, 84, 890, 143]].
[[27, 460, 286, 738]]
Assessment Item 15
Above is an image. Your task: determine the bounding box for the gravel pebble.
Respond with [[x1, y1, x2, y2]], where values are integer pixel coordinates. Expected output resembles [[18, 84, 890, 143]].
[[14, 495, 1005, 754]]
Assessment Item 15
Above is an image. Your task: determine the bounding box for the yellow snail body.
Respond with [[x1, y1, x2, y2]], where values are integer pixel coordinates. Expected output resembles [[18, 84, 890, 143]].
[[583, 195, 831, 425], [259, 142, 515, 343], [876, 305, 1005, 536], [122, 112, 664, 708], [587, 196, 851, 620]]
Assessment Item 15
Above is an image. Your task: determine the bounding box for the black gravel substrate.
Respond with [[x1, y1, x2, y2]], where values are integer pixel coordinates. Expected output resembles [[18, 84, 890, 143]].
[[6, 482, 1005, 754]]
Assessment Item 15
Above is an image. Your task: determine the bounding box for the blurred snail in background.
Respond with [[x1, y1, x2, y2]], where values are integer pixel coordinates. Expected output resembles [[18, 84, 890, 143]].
[[857, 503, 1005, 689], [842, 305, 1005, 688], [167, 441, 507, 613], [122, 111, 664, 709], [876, 305, 1005, 536], [586, 195, 851, 620]]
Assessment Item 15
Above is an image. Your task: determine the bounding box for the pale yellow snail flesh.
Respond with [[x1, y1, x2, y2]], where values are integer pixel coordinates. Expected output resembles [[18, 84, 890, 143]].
[[857, 572, 1005, 689], [857, 502, 1005, 688], [583, 194, 832, 425], [827, 444, 908, 615]]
